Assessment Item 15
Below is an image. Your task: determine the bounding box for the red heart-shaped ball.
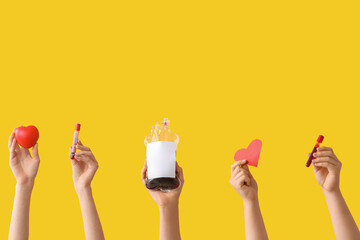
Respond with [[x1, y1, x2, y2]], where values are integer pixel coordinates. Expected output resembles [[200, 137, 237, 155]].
[[234, 139, 262, 167], [15, 125, 39, 148]]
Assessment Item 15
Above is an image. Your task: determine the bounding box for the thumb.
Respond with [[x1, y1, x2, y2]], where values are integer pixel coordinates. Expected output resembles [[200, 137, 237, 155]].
[[242, 162, 249, 171], [32, 143, 39, 160]]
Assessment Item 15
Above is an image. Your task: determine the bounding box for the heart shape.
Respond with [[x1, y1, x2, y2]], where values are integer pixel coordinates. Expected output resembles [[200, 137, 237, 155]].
[[234, 139, 262, 167], [15, 125, 39, 148]]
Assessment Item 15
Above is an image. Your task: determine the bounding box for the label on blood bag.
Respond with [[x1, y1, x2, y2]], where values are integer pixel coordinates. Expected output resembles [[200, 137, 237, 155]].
[[146, 141, 176, 179]]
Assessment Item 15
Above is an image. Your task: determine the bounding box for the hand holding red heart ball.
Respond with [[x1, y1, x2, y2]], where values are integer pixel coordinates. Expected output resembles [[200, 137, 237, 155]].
[[14, 125, 39, 148], [8, 127, 40, 186]]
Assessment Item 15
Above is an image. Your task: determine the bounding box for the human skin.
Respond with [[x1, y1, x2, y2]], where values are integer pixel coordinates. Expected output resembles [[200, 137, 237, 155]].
[[230, 160, 268, 240], [8, 130, 40, 240], [70, 140, 105, 240], [141, 161, 184, 240], [311, 146, 360, 240]]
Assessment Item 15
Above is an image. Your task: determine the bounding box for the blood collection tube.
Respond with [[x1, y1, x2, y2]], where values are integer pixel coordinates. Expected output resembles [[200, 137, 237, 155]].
[[70, 124, 81, 159], [306, 135, 324, 167]]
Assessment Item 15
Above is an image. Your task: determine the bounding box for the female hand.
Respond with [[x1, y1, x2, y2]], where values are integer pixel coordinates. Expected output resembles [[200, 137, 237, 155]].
[[8, 129, 40, 186], [70, 140, 99, 192], [310, 146, 342, 193], [141, 161, 184, 208], [230, 160, 258, 203]]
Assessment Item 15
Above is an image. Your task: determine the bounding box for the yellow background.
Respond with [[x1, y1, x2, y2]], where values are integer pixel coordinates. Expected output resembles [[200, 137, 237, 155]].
[[0, 0, 359, 239]]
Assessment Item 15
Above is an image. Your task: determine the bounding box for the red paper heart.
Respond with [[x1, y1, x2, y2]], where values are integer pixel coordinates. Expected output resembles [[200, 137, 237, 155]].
[[15, 125, 39, 148], [234, 139, 262, 167]]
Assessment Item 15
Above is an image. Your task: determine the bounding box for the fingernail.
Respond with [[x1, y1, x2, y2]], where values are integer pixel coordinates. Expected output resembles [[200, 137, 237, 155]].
[[313, 153, 317, 157]]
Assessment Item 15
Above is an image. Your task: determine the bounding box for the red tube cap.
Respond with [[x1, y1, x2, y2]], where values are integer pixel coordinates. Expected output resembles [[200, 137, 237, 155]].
[[75, 124, 81, 131], [317, 135, 324, 143]]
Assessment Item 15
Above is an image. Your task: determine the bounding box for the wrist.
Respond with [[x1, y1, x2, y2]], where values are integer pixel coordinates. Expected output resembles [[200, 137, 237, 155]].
[[16, 180, 34, 190], [15, 181, 34, 196], [243, 195, 259, 208], [159, 203, 179, 220], [159, 201, 179, 212], [323, 188, 341, 197], [75, 185, 92, 197]]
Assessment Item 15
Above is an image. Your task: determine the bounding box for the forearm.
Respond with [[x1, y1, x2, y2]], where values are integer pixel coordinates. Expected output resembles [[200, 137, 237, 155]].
[[243, 198, 268, 240], [159, 202, 181, 240], [324, 190, 360, 240], [9, 182, 34, 240], [77, 187, 105, 240]]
